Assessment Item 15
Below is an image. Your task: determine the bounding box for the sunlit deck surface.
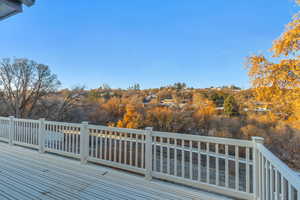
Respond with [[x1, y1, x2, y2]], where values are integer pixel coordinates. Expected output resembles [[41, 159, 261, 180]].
[[0, 142, 232, 200]]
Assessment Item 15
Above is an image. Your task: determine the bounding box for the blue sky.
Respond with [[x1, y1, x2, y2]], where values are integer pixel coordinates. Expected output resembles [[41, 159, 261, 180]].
[[0, 0, 298, 89]]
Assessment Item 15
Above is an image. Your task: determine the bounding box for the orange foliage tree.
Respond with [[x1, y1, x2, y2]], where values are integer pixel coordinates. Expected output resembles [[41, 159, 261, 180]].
[[192, 94, 216, 131], [117, 102, 144, 129], [247, 1, 300, 126]]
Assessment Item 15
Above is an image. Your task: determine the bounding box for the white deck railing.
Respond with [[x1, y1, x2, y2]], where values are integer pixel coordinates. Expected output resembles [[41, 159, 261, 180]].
[[0, 116, 298, 200]]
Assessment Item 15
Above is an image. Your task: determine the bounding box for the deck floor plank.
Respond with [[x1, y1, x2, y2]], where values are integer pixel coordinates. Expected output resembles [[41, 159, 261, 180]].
[[0, 142, 232, 200]]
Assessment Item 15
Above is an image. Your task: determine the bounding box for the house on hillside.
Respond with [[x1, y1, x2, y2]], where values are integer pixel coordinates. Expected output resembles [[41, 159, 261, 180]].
[[160, 98, 175, 106], [143, 94, 157, 104]]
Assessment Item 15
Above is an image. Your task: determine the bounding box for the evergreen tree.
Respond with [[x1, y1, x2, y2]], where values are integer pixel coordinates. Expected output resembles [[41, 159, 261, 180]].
[[224, 95, 239, 116]]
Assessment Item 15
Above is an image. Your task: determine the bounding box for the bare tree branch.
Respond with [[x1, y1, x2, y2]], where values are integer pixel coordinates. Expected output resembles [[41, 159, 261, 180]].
[[0, 58, 60, 118]]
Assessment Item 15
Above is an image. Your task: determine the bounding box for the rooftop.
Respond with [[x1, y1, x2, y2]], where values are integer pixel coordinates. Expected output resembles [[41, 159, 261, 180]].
[[0, 0, 35, 20]]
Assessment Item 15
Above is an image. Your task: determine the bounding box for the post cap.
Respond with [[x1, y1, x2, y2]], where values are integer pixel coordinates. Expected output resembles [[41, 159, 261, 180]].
[[82, 121, 89, 125], [252, 136, 264, 144], [39, 118, 45, 121]]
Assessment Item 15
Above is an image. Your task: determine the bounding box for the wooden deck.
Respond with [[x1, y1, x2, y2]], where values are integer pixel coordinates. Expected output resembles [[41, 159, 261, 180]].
[[0, 142, 232, 200]]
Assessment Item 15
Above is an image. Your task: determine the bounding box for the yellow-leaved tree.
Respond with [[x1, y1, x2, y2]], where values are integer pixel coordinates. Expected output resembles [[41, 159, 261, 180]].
[[247, 0, 300, 127], [192, 93, 216, 131], [117, 103, 144, 129], [192, 93, 216, 119]]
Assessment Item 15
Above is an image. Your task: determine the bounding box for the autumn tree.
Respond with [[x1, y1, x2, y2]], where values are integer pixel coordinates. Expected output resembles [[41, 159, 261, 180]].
[[145, 106, 194, 133], [117, 97, 144, 129], [102, 97, 124, 120], [192, 93, 216, 131], [0, 58, 60, 118], [192, 93, 216, 116], [247, 1, 300, 125], [117, 103, 144, 129], [145, 107, 174, 131]]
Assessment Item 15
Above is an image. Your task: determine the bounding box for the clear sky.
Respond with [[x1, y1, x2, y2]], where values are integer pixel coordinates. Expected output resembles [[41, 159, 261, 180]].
[[0, 0, 298, 89]]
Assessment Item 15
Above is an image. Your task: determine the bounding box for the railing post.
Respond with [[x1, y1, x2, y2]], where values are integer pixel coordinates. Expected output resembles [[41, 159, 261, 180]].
[[39, 118, 45, 153], [8, 116, 14, 146], [145, 127, 153, 180], [80, 121, 89, 164], [252, 136, 264, 200]]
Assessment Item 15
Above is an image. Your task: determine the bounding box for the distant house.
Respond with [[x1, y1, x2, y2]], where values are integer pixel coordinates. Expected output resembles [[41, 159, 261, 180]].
[[211, 85, 242, 91], [252, 101, 271, 112], [255, 107, 270, 112], [215, 106, 224, 114], [244, 108, 249, 112], [159, 98, 189, 108], [143, 94, 157, 104], [160, 98, 175, 106], [215, 107, 224, 111], [0, 0, 35, 20]]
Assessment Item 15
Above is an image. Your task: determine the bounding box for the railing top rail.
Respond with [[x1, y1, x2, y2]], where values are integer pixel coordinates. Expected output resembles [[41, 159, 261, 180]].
[[88, 124, 147, 135], [0, 116, 10, 120], [152, 131, 254, 147], [257, 143, 300, 188], [14, 118, 39, 123], [44, 120, 82, 128]]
